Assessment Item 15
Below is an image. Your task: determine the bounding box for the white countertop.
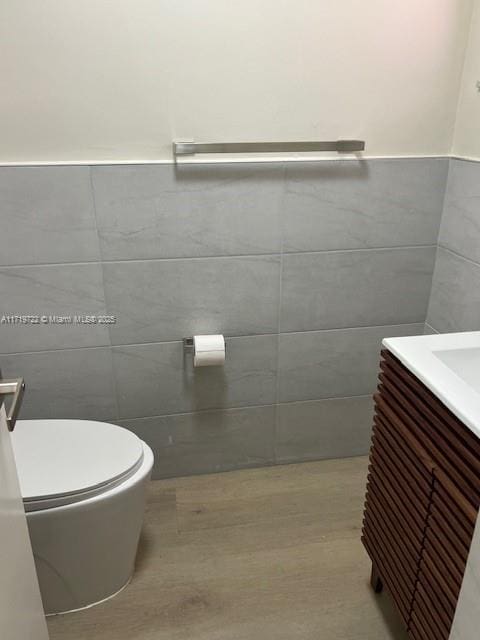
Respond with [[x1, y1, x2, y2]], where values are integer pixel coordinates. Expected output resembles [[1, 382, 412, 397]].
[[383, 331, 480, 439]]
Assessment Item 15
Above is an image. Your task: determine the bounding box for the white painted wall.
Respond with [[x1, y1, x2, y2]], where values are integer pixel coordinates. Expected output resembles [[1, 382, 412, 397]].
[[0, 0, 473, 163], [452, 0, 480, 160]]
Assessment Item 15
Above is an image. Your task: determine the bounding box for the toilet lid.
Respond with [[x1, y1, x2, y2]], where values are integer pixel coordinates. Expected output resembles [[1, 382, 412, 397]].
[[11, 420, 144, 505]]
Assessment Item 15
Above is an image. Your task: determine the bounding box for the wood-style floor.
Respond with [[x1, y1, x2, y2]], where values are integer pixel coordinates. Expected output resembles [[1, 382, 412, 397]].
[[47, 457, 408, 640]]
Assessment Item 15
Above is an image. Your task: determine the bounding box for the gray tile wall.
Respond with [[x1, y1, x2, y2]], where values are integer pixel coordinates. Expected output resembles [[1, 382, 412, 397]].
[[427, 159, 480, 333], [0, 159, 446, 478]]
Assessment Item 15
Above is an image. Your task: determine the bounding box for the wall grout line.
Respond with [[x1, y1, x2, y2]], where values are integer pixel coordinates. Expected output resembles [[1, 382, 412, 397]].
[[281, 245, 436, 256], [114, 393, 374, 423], [423, 157, 452, 328], [435, 157, 452, 249], [0, 244, 438, 270], [88, 165, 120, 421], [88, 167, 114, 348], [273, 163, 287, 464], [0, 321, 426, 357], [437, 244, 480, 270], [424, 323, 440, 335], [88, 165, 110, 343], [423, 244, 439, 327], [450, 155, 480, 164]]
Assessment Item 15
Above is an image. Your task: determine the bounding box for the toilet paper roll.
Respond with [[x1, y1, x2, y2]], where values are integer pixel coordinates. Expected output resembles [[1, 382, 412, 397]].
[[193, 335, 225, 367]]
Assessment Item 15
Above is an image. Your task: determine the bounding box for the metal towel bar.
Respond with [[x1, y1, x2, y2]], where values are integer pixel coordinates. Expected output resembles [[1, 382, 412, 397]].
[[173, 139, 365, 159]]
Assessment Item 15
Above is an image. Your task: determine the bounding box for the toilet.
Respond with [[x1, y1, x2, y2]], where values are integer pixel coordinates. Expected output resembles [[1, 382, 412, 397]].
[[11, 419, 154, 615]]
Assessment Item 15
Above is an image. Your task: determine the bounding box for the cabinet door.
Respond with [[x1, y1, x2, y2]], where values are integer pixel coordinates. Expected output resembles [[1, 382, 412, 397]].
[[362, 381, 435, 624], [365, 350, 480, 640]]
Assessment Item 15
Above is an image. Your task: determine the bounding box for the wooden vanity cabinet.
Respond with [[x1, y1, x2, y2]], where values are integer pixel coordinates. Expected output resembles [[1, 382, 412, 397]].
[[362, 350, 480, 639]]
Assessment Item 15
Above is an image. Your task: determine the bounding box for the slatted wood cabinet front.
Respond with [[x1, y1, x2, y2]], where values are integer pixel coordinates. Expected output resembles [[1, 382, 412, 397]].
[[362, 349, 480, 640]]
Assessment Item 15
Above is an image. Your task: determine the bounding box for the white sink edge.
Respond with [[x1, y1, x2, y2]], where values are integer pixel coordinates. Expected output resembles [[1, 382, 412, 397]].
[[383, 331, 480, 439]]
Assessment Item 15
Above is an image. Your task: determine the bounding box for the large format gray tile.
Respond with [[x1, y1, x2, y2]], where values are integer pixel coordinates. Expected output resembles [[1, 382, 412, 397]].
[[426, 248, 480, 333], [276, 396, 373, 463], [280, 247, 435, 333], [439, 159, 480, 263], [1, 348, 117, 420], [0, 264, 110, 353], [119, 405, 275, 478], [104, 256, 280, 345], [278, 324, 423, 403], [112, 335, 278, 419], [92, 164, 283, 260], [282, 158, 448, 252], [0, 166, 100, 266]]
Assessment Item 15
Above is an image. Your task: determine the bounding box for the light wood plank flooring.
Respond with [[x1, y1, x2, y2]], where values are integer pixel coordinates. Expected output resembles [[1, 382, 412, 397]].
[[47, 456, 408, 640]]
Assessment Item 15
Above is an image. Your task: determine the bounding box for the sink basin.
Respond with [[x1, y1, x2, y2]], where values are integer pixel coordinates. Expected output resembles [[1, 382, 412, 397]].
[[433, 347, 480, 396], [383, 331, 480, 437]]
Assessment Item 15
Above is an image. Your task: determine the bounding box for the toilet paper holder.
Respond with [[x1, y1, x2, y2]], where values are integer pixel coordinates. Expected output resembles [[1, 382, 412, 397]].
[[183, 336, 227, 353], [183, 337, 194, 350], [183, 335, 226, 367]]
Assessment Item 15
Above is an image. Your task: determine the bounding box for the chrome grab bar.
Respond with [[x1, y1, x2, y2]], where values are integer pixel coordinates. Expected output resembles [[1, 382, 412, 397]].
[[173, 139, 365, 158], [0, 378, 25, 431]]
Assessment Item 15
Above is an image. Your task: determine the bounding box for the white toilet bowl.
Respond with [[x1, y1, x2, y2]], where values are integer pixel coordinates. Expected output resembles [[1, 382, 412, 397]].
[[11, 419, 154, 615]]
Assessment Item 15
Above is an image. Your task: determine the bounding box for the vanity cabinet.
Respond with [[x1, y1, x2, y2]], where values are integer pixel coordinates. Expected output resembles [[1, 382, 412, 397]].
[[362, 349, 480, 639]]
